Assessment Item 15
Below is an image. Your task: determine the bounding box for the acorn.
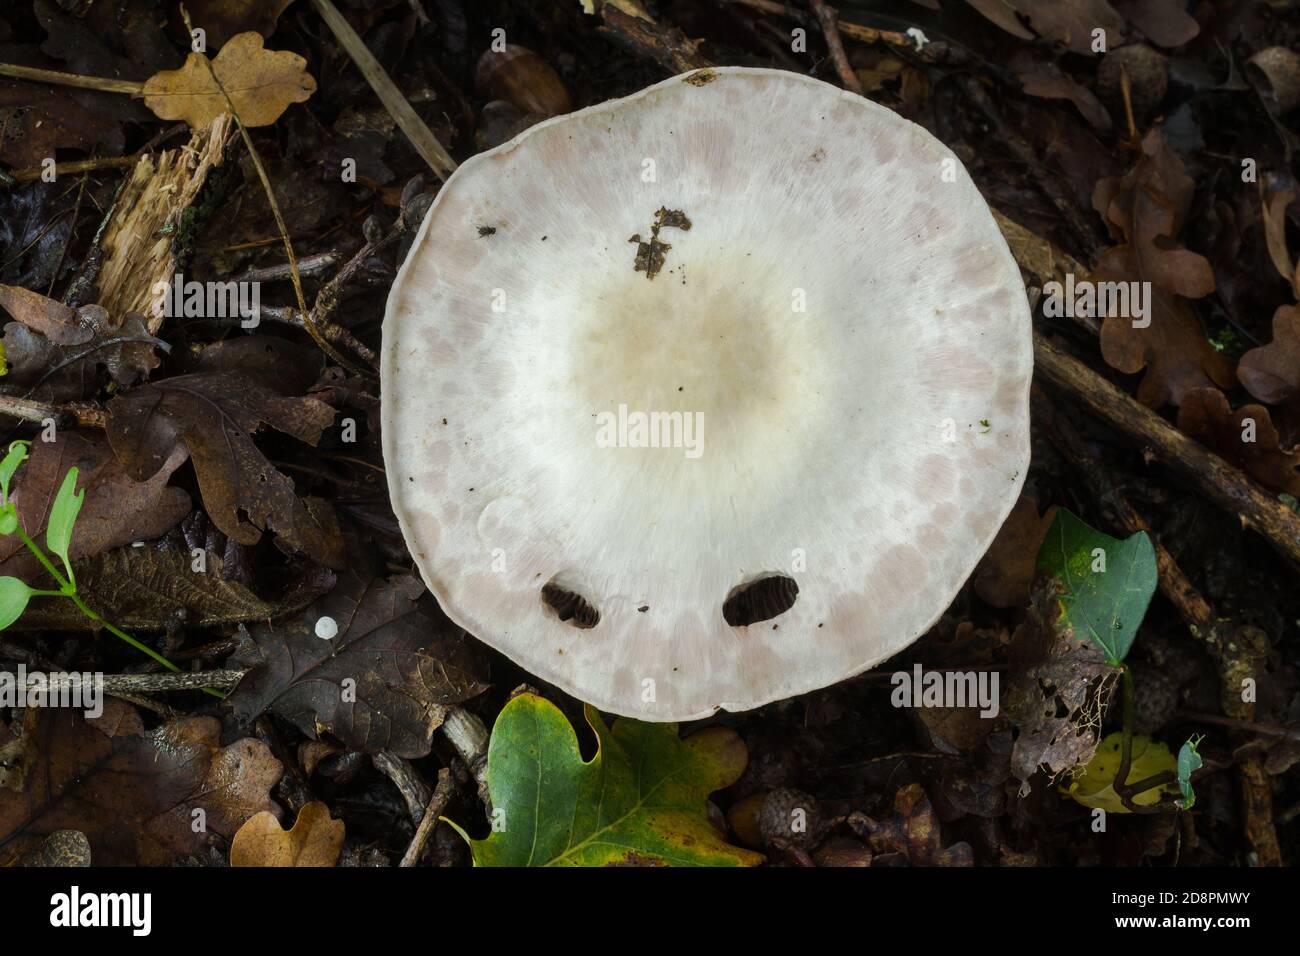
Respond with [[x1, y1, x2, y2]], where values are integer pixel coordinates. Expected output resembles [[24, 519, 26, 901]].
[[1248, 47, 1300, 114], [813, 836, 873, 867], [757, 788, 825, 850], [1096, 44, 1168, 121], [725, 793, 767, 850], [475, 45, 572, 119]]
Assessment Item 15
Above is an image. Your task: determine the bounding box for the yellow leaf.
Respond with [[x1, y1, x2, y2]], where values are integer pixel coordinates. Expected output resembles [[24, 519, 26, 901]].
[[142, 32, 315, 129], [1060, 732, 1178, 813], [230, 801, 343, 867]]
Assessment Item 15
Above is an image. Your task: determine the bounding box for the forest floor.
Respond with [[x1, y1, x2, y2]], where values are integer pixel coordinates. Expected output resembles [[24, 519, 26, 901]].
[[0, 0, 1296, 868]]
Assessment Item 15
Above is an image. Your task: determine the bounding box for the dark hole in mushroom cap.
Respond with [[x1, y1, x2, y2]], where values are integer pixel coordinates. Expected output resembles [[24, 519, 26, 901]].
[[541, 582, 600, 629], [724, 575, 799, 627]]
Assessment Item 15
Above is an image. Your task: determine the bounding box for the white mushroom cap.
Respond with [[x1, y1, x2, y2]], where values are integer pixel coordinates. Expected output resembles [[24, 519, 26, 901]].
[[383, 67, 1031, 721]]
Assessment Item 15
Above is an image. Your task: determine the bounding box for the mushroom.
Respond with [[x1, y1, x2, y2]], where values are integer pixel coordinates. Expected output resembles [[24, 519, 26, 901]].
[[382, 67, 1032, 721]]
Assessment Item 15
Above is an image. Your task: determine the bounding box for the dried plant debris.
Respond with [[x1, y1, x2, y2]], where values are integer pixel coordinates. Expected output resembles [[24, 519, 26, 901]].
[[14, 530, 333, 631], [1092, 131, 1235, 407], [230, 801, 344, 868], [847, 783, 973, 866], [0, 0, 1294, 874], [228, 571, 488, 758], [105, 348, 346, 568], [142, 32, 316, 130], [0, 700, 281, 866], [1004, 587, 1117, 792]]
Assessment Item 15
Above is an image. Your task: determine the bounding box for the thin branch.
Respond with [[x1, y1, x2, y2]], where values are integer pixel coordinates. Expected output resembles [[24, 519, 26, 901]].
[[399, 767, 454, 867], [178, 7, 366, 377], [808, 0, 863, 94], [36, 669, 244, 694], [309, 0, 457, 181], [440, 705, 490, 808], [0, 62, 143, 95], [1034, 333, 1300, 569]]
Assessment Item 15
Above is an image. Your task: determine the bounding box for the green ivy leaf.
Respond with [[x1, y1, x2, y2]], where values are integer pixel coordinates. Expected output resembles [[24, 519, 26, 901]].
[[0, 576, 36, 630], [452, 693, 763, 867], [1034, 508, 1157, 665], [1177, 735, 1204, 810], [0, 440, 29, 505], [45, 466, 84, 585]]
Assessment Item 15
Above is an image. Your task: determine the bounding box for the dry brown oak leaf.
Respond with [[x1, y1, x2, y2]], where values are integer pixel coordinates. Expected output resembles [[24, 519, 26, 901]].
[[0, 431, 190, 583], [1239, 305, 1300, 446], [973, 494, 1058, 608], [1177, 387, 1300, 497], [966, 0, 1197, 52], [142, 31, 315, 129], [105, 367, 346, 568], [14, 531, 334, 632], [0, 86, 123, 168], [229, 571, 489, 758], [1091, 129, 1235, 407], [0, 700, 281, 866], [0, 286, 160, 401], [1259, 187, 1299, 297], [230, 801, 344, 867], [0, 284, 94, 345]]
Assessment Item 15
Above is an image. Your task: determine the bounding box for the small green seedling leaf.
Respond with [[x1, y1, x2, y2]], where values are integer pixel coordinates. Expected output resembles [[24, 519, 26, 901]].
[[1177, 735, 1204, 810], [0, 440, 29, 504], [0, 576, 36, 630], [45, 466, 84, 585], [452, 692, 762, 867], [1034, 508, 1157, 665]]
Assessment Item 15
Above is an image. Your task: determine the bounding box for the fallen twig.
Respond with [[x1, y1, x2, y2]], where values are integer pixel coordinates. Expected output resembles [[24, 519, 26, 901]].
[[808, 0, 863, 94], [598, 5, 712, 73], [1178, 710, 1300, 743], [440, 705, 490, 808], [374, 751, 433, 823], [1034, 333, 1300, 570], [4, 156, 138, 185], [0, 395, 105, 428], [179, 7, 366, 377], [0, 62, 142, 94], [33, 669, 244, 694], [310, 0, 457, 181], [233, 252, 345, 284], [722, 0, 912, 47], [399, 767, 453, 867]]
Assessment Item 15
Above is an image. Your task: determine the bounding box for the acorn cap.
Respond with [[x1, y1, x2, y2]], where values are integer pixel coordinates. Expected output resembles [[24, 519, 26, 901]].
[[382, 68, 1032, 721]]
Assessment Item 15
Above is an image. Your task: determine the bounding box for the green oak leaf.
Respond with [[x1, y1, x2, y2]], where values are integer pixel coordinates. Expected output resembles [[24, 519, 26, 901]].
[[452, 693, 762, 867], [0, 576, 36, 630], [1035, 508, 1157, 665], [45, 466, 84, 585]]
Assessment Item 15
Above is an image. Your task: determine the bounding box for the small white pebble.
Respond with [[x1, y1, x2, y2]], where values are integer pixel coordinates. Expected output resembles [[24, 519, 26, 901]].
[[906, 27, 929, 50], [315, 616, 339, 640]]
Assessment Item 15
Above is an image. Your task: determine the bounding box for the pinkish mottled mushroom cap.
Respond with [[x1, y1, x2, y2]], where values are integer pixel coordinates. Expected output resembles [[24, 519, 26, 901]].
[[382, 67, 1032, 721]]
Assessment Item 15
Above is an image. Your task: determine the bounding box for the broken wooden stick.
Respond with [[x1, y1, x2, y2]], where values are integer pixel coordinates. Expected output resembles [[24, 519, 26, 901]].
[[1034, 333, 1300, 570]]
